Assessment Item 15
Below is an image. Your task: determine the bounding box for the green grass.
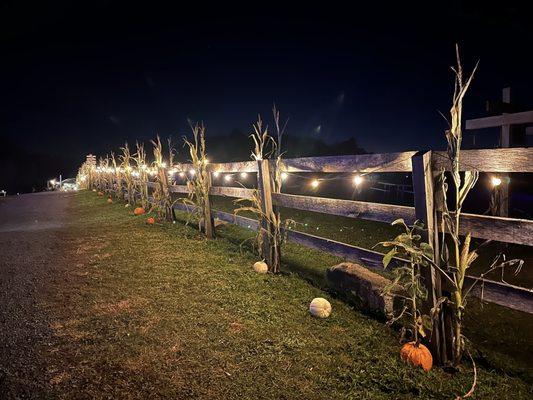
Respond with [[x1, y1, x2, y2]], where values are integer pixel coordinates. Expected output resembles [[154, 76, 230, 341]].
[[42, 191, 532, 399], [206, 195, 533, 380]]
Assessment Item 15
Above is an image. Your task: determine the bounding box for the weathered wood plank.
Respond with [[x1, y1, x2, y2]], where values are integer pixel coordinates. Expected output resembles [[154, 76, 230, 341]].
[[285, 229, 400, 271], [272, 193, 416, 224], [210, 186, 254, 199], [257, 159, 279, 272], [213, 210, 259, 231], [279, 152, 416, 173], [461, 276, 533, 314], [412, 151, 447, 363], [204, 173, 215, 239], [169, 185, 190, 194], [453, 212, 533, 246], [465, 110, 533, 129], [209, 161, 258, 173], [433, 148, 533, 172]]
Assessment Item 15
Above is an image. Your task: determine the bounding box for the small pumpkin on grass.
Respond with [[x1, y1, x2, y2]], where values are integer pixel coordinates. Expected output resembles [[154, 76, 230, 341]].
[[107, 198, 113, 204], [134, 207, 146, 215], [400, 341, 433, 371], [309, 297, 332, 318], [125, 203, 130, 208], [146, 217, 155, 224], [252, 261, 268, 274], [97, 191, 104, 196]]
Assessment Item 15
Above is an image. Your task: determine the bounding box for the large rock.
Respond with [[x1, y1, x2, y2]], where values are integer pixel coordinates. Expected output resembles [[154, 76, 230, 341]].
[[327, 262, 399, 316]]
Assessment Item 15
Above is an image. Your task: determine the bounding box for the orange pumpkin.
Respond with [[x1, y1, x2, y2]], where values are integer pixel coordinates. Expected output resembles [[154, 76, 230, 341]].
[[400, 342, 433, 371], [146, 217, 155, 224], [107, 198, 113, 204], [134, 207, 146, 215], [97, 191, 104, 196]]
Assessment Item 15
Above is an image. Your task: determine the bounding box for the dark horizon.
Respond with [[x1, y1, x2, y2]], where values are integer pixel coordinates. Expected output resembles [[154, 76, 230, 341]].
[[1, 1, 532, 193]]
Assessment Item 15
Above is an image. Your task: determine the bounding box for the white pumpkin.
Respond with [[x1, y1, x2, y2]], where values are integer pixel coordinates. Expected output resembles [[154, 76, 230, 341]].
[[125, 203, 131, 208], [309, 297, 332, 318], [253, 261, 268, 274]]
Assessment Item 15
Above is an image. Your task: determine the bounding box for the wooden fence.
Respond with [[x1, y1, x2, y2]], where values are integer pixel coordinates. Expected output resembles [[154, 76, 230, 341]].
[[102, 147, 533, 316]]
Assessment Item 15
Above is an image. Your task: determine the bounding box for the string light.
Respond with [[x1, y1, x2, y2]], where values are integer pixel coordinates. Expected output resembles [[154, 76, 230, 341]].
[[189, 169, 196, 176], [353, 175, 363, 186], [160, 162, 167, 168], [491, 177, 502, 187], [311, 179, 320, 188], [224, 175, 232, 182], [281, 172, 288, 181], [240, 172, 248, 179], [213, 171, 220, 178]]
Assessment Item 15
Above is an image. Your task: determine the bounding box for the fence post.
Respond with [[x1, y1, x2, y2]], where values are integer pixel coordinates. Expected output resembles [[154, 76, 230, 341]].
[[412, 150, 448, 365], [257, 159, 279, 272], [203, 166, 215, 239]]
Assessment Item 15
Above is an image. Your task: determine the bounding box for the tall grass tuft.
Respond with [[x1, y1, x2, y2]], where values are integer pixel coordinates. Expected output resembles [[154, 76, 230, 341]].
[[110, 152, 123, 199], [120, 142, 135, 204], [182, 122, 213, 238], [151, 136, 175, 221], [436, 46, 522, 368], [134, 142, 149, 210], [234, 108, 292, 273]]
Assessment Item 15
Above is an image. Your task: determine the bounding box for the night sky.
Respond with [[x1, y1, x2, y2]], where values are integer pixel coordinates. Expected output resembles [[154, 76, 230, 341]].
[[1, 1, 532, 192]]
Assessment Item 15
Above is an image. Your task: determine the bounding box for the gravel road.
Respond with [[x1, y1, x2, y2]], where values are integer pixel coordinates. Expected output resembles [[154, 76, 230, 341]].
[[0, 191, 74, 398]]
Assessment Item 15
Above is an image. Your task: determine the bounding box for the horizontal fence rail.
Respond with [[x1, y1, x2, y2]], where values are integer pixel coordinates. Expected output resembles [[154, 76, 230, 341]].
[[272, 193, 416, 225]]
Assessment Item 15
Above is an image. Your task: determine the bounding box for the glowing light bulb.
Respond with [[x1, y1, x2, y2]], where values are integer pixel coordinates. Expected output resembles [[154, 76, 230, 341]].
[[281, 172, 288, 181], [189, 169, 196, 176], [213, 171, 220, 178], [224, 175, 232, 182], [50, 179, 56, 185], [240, 172, 248, 179], [491, 177, 502, 187], [353, 175, 363, 186], [179, 172, 185, 177], [311, 179, 320, 189], [203, 158, 209, 164]]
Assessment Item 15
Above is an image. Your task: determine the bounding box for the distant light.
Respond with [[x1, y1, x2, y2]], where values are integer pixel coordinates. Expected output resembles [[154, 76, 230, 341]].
[[161, 162, 167, 168], [224, 175, 232, 182], [179, 172, 185, 177], [50, 179, 56, 185], [311, 179, 320, 189], [491, 177, 502, 187], [140, 164, 148, 170], [203, 158, 209, 164], [281, 172, 288, 181], [240, 172, 248, 179], [213, 171, 220, 178], [189, 169, 196, 176], [353, 175, 363, 186]]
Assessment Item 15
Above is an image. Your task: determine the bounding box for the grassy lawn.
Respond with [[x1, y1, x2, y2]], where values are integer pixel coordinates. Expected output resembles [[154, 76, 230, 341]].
[[42, 191, 532, 399], [206, 195, 533, 380]]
